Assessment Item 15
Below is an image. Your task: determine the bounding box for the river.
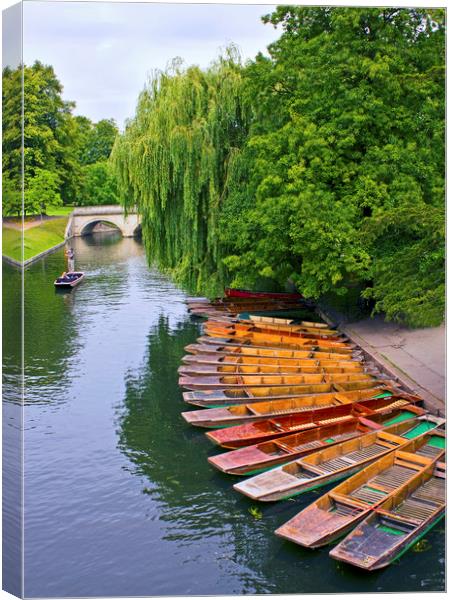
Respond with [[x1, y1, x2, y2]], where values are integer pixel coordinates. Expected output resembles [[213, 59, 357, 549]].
[[2, 232, 445, 596]]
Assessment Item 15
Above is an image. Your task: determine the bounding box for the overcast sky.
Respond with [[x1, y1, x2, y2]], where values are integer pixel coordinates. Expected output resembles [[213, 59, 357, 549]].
[[22, 1, 279, 127]]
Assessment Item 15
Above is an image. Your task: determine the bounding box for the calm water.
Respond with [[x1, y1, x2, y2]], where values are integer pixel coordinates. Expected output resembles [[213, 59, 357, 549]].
[[2, 233, 445, 596]]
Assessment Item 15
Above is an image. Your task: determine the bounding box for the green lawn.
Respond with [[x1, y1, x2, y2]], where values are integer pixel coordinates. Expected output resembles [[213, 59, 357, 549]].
[[2, 227, 23, 262], [46, 205, 75, 216], [3, 217, 68, 262]]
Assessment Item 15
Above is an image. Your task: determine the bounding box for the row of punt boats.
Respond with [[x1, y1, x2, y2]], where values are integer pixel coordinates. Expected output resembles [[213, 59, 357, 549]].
[[181, 290, 446, 571]]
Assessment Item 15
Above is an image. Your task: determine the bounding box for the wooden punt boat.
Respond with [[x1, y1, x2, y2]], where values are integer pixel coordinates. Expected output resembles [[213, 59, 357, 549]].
[[182, 352, 362, 369], [248, 315, 328, 329], [204, 322, 347, 345], [204, 320, 341, 339], [232, 416, 445, 502], [195, 336, 354, 356], [179, 372, 375, 391], [208, 406, 429, 476], [181, 384, 395, 426], [329, 460, 446, 570], [182, 378, 387, 408], [224, 288, 303, 301], [54, 271, 85, 288], [275, 431, 445, 548], [205, 396, 424, 448], [186, 340, 357, 361], [189, 299, 306, 314], [178, 358, 366, 377], [209, 419, 374, 476]]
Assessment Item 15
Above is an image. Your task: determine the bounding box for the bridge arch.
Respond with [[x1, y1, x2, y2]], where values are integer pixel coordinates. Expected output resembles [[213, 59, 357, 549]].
[[68, 206, 141, 238], [79, 219, 123, 237]]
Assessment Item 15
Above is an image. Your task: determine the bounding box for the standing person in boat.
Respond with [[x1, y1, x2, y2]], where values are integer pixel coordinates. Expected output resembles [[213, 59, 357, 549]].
[[65, 247, 75, 272]]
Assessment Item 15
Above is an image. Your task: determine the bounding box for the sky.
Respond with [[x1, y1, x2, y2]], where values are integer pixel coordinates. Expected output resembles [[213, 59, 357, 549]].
[[20, 1, 280, 128]]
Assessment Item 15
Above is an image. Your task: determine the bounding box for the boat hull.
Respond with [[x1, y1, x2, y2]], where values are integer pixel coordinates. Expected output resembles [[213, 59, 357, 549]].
[[224, 288, 303, 301], [54, 271, 85, 288]]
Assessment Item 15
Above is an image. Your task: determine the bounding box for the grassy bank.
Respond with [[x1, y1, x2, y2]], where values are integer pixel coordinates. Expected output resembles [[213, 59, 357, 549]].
[[2, 217, 68, 262]]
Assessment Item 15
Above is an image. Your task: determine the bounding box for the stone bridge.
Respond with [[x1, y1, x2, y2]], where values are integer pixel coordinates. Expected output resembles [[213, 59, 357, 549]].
[[66, 205, 141, 238]]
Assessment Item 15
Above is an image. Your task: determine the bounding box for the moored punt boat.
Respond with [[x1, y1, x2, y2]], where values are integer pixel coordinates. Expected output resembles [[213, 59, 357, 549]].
[[181, 385, 395, 426], [188, 299, 306, 314], [224, 288, 303, 301], [204, 322, 347, 344], [329, 460, 446, 570], [179, 372, 376, 391], [195, 336, 354, 356], [182, 352, 362, 369], [186, 340, 357, 361], [232, 416, 445, 501], [178, 358, 366, 377], [205, 396, 424, 448], [208, 406, 430, 476], [275, 431, 445, 548], [208, 418, 376, 476], [54, 271, 85, 288], [204, 319, 341, 339], [182, 378, 388, 408], [248, 315, 328, 329]]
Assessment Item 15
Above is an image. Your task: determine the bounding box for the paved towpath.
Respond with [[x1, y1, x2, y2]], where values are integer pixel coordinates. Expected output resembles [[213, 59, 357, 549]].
[[337, 315, 445, 414]]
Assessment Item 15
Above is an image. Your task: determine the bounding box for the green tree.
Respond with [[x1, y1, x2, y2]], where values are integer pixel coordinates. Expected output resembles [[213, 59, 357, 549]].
[[2, 61, 82, 213], [111, 49, 250, 293], [24, 168, 62, 215], [82, 118, 118, 164], [221, 7, 445, 326], [2, 65, 23, 215], [79, 160, 119, 205], [111, 8, 444, 326]]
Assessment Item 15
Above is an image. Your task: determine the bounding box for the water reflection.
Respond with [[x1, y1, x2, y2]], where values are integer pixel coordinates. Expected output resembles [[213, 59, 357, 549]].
[[117, 315, 446, 595], [1, 234, 444, 597]]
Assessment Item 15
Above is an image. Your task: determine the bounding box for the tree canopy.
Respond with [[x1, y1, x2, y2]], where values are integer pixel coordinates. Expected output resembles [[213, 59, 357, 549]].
[[219, 7, 445, 326], [2, 61, 119, 215], [111, 49, 250, 292], [112, 7, 445, 327]]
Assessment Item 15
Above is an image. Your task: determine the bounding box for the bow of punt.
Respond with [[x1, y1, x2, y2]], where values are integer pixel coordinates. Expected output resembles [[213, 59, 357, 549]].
[[329, 459, 446, 570], [232, 416, 445, 502], [275, 430, 445, 548]]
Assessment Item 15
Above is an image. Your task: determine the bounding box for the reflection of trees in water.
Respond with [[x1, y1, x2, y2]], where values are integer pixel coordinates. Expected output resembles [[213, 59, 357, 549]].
[[116, 314, 292, 593], [2, 263, 23, 596], [23, 257, 79, 404], [3, 263, 22, 392], [116, 317, 445, 595]]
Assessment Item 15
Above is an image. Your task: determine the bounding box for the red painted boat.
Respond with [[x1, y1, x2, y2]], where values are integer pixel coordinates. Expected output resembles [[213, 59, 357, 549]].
[[207, 405, 426, 475], [204, 394, 422, 448], [224, 288, 303, 301]]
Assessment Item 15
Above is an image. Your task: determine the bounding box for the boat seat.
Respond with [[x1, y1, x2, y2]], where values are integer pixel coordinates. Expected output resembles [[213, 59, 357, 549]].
[[274, 441, 297, 454], [329, 492, 370, 509]]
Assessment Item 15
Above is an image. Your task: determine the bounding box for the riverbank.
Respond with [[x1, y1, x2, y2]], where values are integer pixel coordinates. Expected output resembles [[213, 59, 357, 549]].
[[317, 307, 445, 416], [2, 215, 69, 263]]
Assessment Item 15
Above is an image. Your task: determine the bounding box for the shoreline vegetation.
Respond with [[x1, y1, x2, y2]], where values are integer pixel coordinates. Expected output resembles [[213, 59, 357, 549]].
[[2, 8, 444, 329], [112, 6, 445, 329]]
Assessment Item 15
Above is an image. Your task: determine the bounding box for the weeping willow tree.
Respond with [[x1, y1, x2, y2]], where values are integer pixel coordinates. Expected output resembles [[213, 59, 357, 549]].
[[111, 48, 250, 294]]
